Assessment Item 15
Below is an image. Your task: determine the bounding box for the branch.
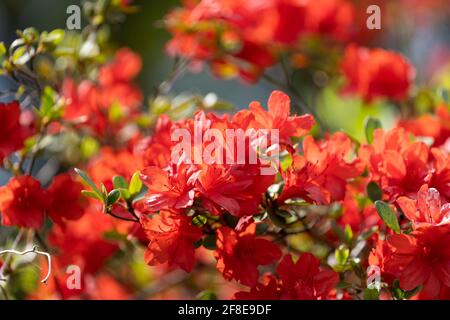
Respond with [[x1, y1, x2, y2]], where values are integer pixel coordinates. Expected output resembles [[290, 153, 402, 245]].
[[0, 246, 52, 284]]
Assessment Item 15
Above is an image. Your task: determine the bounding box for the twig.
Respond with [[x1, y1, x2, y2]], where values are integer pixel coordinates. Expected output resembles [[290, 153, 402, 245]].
[[0, 246, 52, 284], [0, 229, 24, 278]]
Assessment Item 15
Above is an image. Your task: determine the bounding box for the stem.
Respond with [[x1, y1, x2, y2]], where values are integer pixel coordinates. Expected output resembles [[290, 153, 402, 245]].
[[153, 58, 188, 99], [0, 229, 25, 280]]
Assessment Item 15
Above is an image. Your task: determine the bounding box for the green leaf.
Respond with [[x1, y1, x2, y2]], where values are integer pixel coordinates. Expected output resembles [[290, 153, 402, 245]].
[[118, 188, 131, 200], [366, 181, 382, 202], [374, 201, 401, 234], [202, 234, 217, 250], [80, 136, 99, 160], [0, 42, 6, 57], [39, 86, 57, 118], [392, 279, 404, 300], [106, 189, 121, 206], [196, 290, 217, 300], [81, 190, 102, 201], [335, 245, 350, 265], [403, 285, 423, 299], [344, 224, 353, 244], [113, 176, 129, 189], [365, 117, 382, 144], [75, 168, 102, 198], [192, 215, 208, 227], [103, 230, 127, 242], [41, 29, 65, 45], [129, 171, 142, 195], [364, 288, 380, 300]]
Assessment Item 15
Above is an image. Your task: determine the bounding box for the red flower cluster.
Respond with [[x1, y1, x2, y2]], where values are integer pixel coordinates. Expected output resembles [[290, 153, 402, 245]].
[[62, 48, 142, 136], [165, 0, 355, 81], [0, 173, 85, 229], [0, 101, 32, 162], [139, 90, 313, 217], [359, 127, 450, 201], [341, 44, 415, 101], [279, 132, 362, 205], [234, 253, 338, 300], [370, 185, 450, 299], [398, 104, 450, 149]]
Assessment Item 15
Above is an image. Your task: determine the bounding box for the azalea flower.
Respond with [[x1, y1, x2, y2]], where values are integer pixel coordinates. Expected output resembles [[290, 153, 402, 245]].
[[47, 173, 86, 227], [140, 210, 202, 272], [0, 176, 47, 229], [0, 101, 31, 162], [280, 132, 362, 204], [397, 184, 450, 228], [214, 224, 282, 286], [342, 44, 415, 101]]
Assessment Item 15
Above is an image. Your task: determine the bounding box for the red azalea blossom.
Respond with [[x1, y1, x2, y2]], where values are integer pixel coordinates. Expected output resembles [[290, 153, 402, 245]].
[[233, 90, 314, 143], [397, 184, 450, 228], [342, 44, 415, 101], [398, 105, 450, 149], [214, 224, 282, 286], [372, 225, 450, 299], [359, 128, 432, 200], [280, 132, 362, 204], [89, 147, 143, 191], [140, 164, 198, 212], [0, 101, 31, 162], [48, 208, 119, 274], [277, 253, 339, 300], [0, 176, 47, 229], [47, 173, 86, 227], [62, 48, 142, 136], [140, 210, 202, 272]]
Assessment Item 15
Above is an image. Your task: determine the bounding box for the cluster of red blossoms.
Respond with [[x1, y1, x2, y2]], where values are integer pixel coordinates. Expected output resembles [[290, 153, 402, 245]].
[[165, 0, 356, 81], [1, 0, 450, 301], [2, 89, 450, 300], [0, 174, 85, 229]]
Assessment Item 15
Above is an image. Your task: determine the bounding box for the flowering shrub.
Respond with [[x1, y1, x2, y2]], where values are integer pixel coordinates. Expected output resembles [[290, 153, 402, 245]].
[[0, 0, 449, 300]]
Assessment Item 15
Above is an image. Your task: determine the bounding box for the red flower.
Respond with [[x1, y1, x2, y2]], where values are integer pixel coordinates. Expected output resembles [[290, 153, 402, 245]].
[[196, 163, 273, 216], [89, 147, 143, 191], [62, 48, 142, 136], [277, 253, 339, 300], [0, 101, 30, 162], [47, 173, 86, 227], [359, 128, 432, 200], [140, 210, 202, 272], [48, 208, 119, 274], [397, 184, 450, 228], [305, 0, 355, 41], [214, 224, 282, 286], [381, 225, 450, 299], [140, 163, 198, 212], [342, 44, 415, 101], [138, 115, 174, 168], [398, 104, 450, 149], [338, 182, 381, 233], [233, 90, 314, 143], [0, 176, 47, 229], [280, 132, 362, 204], [99, 48, 142, 86]]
